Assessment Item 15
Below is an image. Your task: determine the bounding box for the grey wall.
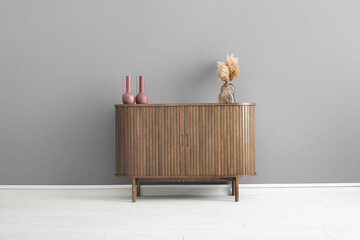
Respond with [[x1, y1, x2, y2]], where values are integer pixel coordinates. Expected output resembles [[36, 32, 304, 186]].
[[1, 0, 360, 184]]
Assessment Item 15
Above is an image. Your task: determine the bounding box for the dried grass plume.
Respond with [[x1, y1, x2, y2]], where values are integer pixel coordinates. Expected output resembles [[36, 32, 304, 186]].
[[217, 54, 240, 82]]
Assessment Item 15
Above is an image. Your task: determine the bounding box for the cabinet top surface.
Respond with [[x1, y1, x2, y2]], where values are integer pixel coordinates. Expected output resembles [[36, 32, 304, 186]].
[[114, 103, 256, 108]]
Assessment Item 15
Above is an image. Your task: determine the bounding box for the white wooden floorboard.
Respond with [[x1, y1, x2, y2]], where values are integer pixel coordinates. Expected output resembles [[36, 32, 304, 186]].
[[1, 185, 360, 240]]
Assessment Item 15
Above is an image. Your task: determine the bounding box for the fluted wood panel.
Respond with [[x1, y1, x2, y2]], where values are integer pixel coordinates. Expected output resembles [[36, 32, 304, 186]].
[[116, 106, 184, 177], [186, 106, 219, 176], [115, 103, 255, 178]]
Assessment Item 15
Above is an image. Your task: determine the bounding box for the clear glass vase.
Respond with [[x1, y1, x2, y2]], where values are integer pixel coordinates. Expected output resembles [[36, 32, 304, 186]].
[[219, 81, 235, 103]]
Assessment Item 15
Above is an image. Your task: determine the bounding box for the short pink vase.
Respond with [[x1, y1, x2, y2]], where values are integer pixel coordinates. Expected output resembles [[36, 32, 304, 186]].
[[122, 76, 135, 104], [136, 76, 148, 104]]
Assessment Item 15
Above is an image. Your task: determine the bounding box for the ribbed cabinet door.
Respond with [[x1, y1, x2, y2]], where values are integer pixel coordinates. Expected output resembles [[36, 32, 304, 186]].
[[154, 106, 184, 176], [117, 106, 155, 176], [185, 105, 221, 176], [218, 105, 240, 176], [116, 106, 184, 177], [238, 105, 256, 176], [185, 105, 252, 176], [217, 105, 255, 176], [116, 106, 132, 176]]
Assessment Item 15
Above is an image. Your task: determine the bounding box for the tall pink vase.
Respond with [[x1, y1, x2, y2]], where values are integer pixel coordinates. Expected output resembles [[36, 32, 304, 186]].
[[122, 76, 135, 104], [136, 76, 148, 104]]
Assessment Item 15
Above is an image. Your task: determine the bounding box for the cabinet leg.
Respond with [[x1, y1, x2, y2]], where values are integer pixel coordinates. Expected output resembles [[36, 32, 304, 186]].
[[232, 179, 235, 196], [235, 177, 239, 202], [132, 178, 136, 202], [137, 180, 141, 196]]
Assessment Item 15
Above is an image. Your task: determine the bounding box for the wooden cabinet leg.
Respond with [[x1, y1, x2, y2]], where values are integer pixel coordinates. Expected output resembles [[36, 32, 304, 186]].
[[235, 177, 239, 202], [136, 180, 140, 196], [132, 178, 136, 202], [232, 179, 235, 196]]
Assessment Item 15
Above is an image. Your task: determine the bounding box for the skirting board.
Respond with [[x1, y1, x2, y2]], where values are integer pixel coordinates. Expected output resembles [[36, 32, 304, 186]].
[[1, 184, 359, 196], [0, 183, 359, 189]]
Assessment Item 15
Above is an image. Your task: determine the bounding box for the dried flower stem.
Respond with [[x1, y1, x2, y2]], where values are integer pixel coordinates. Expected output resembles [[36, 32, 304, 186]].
[[217, 54, 240, 82]]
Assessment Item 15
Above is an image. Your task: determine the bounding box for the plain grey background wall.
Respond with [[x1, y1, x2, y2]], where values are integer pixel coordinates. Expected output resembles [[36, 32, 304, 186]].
[[1, 0, 359, 184]]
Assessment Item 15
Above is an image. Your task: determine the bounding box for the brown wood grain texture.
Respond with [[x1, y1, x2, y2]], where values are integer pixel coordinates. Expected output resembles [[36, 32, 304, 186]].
[[115, 103, 255, 201], [132, 178, 136, 202], [235, 177, 239, 202], [136, 180, 140, 196], [232, 179, 235, 196], [115, 103, 255, 107], [116, 104, 255, 178], [137, 177, 235, 182]]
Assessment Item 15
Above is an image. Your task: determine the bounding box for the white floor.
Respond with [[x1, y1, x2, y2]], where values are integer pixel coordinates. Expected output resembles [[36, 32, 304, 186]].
[[1, 185, 360, 240]]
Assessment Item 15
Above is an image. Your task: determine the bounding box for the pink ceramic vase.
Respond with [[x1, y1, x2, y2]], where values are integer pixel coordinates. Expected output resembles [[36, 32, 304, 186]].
[[122, 76, 135, 104], [136, 76, 148, 104]]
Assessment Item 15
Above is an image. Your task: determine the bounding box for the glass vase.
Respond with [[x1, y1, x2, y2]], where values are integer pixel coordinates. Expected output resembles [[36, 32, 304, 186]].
[[218, 81, 235, 103]]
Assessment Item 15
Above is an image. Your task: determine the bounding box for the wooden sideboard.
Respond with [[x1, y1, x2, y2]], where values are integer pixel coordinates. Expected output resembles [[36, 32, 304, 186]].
[[115, 103, 256, 202]]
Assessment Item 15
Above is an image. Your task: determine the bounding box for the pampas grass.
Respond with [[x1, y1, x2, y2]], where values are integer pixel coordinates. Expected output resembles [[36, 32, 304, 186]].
[[217, 54, 240, 82], [217, 61, 229, 82]]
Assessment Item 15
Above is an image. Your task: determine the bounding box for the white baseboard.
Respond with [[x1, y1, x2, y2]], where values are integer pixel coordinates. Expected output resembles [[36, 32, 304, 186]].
[[0, 183, 359, 189], [238, 183, 360, 188]]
